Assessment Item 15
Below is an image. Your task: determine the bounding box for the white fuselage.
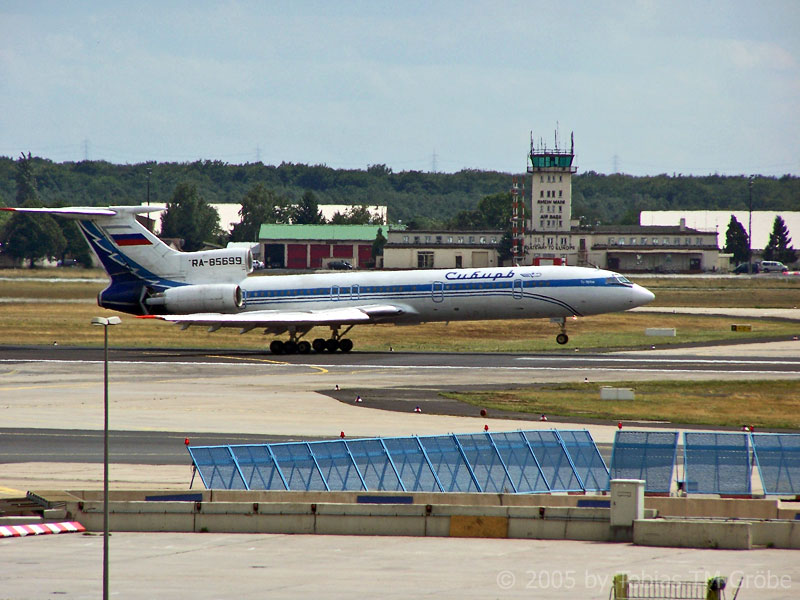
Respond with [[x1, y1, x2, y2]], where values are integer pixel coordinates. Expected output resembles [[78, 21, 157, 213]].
[[236, 265, 653, 323]]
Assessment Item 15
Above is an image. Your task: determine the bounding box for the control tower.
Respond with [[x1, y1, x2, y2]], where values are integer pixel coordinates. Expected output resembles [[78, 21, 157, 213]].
[[528, 132, 577, 233]]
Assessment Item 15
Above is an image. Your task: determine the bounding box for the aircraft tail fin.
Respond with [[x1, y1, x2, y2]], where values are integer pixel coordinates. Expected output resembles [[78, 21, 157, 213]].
[[0, 205, 251, 315]]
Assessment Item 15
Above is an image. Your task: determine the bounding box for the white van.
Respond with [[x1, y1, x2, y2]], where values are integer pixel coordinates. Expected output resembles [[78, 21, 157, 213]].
[[760, 261, 788, 273]]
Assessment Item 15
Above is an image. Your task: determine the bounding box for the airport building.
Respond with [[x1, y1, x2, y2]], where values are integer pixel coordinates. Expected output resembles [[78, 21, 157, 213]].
[[521, 134, 723, 272], [382, 133, 724, 273], [257, 223, 382, 269], [382, 230, 502, 270]]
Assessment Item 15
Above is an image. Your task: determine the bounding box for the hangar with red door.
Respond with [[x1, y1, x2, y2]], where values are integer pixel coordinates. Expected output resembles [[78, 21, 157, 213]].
[[258, 224, 383, 269]]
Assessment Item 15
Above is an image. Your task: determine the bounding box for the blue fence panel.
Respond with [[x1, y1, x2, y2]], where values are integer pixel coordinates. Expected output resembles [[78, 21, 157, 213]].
[[346, 438, 404, 492], [383, 437, 441, 492], [456, 433, 514, 493], [269, 442, 328, 491], [309, 440, 365, 491], [229, 445, 286, 491], [490, 432, 549, 493], [752, 434, 800, 495], [419, 435, 479, 492], [187, 429, 608, 494], [188, 446, 247, 490], [610, 431, 678, 493], [558, 430, 610, 491], [684, 432, 751, 495], [523, 430, 582, 492]]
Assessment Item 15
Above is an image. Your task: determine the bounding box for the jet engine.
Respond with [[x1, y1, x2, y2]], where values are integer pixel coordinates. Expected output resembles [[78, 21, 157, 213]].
[[146, 284, 244, 314]]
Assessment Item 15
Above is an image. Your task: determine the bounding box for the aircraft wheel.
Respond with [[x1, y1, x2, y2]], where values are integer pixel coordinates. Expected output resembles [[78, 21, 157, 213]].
[[312, 338, 327, 353], [297, 341, 311, 354], [270, 340, 285, 354], [284, 341, 298, 354], [338, 338, 353, 353], [325, 338, 339, 352], [556, 333, 569, 345]]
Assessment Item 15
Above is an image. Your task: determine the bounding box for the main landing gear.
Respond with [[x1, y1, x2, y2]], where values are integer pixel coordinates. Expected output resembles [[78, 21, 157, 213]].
[[552, 317, 570, 345], [269, 326, 355, 355]]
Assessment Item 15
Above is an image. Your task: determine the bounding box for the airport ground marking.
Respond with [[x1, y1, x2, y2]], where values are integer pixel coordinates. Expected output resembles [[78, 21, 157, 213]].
[[206, 354, 290, 366], [206, 354, 328, 374], [0, 382, 97, 392], [0, 358, 797, 377]]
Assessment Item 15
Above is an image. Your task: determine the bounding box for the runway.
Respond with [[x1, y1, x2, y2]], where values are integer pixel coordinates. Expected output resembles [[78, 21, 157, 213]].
[[3, 341, 800, 599], [2, 341, 800, 374], [1, 341, 798, 485]]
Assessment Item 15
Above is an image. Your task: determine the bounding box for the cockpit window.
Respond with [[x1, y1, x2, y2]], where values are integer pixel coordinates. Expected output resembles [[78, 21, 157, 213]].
[[606, 275, 632, 286]]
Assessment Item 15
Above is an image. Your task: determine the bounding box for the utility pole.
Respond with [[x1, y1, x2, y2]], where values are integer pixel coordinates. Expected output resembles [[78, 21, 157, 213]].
[[145, 167, 153, 232], [146, 167, 152, 206], [748, 176, 754, 274]]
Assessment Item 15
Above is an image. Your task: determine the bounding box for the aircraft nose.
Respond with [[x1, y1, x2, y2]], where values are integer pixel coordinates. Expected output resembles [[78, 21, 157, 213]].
[[631, 283, 655, 307]]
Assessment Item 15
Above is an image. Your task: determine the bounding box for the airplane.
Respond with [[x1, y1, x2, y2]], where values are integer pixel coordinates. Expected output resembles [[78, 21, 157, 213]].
[[1, 205, 655, 353]]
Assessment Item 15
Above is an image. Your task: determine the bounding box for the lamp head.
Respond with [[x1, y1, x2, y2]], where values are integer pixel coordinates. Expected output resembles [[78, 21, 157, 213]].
[[91, 316, 122, 326]]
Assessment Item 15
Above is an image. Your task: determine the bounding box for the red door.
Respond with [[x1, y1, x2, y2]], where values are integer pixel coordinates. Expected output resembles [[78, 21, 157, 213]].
[[287, 244, 308, 269]]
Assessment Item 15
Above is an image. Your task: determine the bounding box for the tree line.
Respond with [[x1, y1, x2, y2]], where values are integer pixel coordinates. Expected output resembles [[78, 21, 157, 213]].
[[1, 155, 797, 227], [1, 153, 797, 266]]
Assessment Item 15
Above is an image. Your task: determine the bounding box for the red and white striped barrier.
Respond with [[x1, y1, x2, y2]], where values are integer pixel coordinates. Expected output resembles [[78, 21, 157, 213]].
[[0, 521, 85, 538]]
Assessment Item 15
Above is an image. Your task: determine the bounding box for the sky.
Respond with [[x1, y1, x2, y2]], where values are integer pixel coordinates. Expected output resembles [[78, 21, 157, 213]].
[[1, 1, 798, 177]]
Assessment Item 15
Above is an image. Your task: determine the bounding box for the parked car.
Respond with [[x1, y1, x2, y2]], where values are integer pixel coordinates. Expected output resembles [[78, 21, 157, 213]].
[[733, 263, 759, 274], [328, 260, 353, 270], [760, 260, 789, 273]]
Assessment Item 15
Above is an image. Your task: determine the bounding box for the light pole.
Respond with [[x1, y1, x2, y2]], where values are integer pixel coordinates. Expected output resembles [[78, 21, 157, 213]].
[[91, 315, 121, 600]]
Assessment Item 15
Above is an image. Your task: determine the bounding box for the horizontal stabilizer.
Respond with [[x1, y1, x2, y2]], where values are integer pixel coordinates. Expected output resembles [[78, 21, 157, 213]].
[[0, 205, 164, 218]]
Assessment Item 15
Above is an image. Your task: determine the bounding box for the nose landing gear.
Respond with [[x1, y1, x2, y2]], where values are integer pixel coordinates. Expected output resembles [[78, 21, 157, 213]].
[[551, 317, 570, 345]]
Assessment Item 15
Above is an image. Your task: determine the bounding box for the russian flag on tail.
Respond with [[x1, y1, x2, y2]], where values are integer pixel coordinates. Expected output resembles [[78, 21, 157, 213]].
[[112, 233, 152, 246], [0, 521, 86, 538]]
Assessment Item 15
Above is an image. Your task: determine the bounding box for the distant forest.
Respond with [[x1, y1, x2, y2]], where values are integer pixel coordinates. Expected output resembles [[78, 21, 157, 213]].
[[0, 156, 797, 228]]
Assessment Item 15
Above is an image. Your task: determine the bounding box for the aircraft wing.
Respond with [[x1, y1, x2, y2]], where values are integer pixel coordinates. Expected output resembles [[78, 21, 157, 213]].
[[140, 304, 407, 330]]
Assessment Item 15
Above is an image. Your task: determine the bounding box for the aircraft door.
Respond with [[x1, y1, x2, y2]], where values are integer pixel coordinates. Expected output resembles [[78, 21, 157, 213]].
[[432, 281, 444, 303], [512, 279, 523, 299], [331, 285, 356, 301]]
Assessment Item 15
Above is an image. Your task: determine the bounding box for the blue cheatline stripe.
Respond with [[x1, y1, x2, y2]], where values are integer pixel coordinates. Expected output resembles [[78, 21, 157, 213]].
[[243, 284, 583, 315], [243, 278, 606, 299]]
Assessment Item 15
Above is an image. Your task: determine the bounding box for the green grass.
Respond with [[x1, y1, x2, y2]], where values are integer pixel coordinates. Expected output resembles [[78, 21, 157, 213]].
[[444, 380, 800, 429], [0, 301, 796, 351], [0, 271, 798, 350], [631, 275, 800, 308]]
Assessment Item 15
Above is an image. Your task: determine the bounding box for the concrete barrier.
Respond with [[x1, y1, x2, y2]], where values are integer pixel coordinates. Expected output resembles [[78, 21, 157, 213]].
[[600, 387, 635, 400], [47, 489, 800, 550], [646, 497, 780, 520], [634, 519, 752, 550], [645, 327, 676, 336], [749, 520, 800, 549]]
